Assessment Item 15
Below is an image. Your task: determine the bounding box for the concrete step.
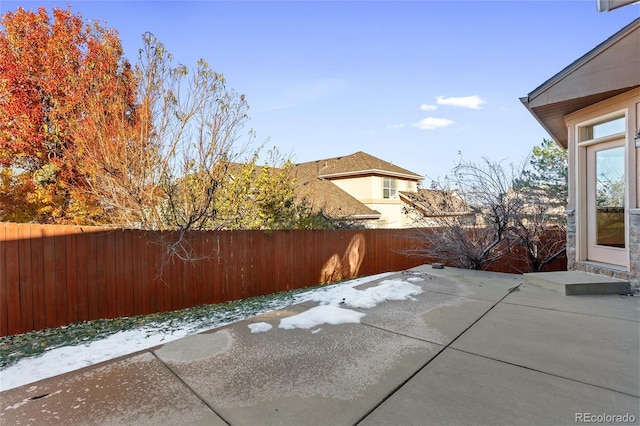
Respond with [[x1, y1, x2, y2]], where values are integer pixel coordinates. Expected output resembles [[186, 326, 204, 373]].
[[523, 271, 630, 295]]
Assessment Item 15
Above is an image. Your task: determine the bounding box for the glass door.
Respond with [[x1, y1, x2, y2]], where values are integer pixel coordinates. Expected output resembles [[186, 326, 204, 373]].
[[586, 140, 627, 265]]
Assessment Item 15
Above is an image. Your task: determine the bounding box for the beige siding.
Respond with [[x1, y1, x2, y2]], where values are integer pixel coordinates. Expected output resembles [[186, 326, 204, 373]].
[[366, 202, 404, 228], [330, 176, 375, 200]]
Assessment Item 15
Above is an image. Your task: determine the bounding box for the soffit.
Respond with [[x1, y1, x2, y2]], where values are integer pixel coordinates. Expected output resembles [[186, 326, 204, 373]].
[[521, 18, 640, 148]]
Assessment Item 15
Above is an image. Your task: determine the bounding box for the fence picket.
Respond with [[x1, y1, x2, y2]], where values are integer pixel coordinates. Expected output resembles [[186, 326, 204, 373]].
[[30, 225, 46, 331], [0, 224, 8, 335], [17, 225, 34, 332]]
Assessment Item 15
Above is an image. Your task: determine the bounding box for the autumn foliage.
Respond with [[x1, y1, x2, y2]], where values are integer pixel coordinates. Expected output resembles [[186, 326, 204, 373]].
[[1, 6, 323, 244], [0, 7, 136, 223]]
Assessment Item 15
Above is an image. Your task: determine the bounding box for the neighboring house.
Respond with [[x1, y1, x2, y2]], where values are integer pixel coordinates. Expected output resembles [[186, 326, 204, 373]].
[[521, 17, 639, 287], [400, 189, 477, 227], [294, 151, 426, 228]]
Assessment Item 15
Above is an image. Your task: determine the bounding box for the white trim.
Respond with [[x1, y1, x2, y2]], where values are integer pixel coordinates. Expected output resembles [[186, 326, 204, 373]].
[[575, 109, 628, 128], [577, 132, 626, 147], [574, 108, 632, 267], [351, 214, 382, 220], [597, 0, 638, 13], [318, 169, 423, 181]]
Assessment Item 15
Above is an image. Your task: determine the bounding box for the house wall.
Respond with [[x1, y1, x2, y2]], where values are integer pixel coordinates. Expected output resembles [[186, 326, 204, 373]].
[[331, 176, 376, 200], [366, 203, 403, 228], [396, 178, 418, 193], [564, 88, 639, 287], [331, 175, 417, 200], [331, 175, 420, 229]]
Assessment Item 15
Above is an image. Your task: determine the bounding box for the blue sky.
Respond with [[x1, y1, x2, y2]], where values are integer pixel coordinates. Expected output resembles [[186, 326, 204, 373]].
[[3, 1, 639, 183]]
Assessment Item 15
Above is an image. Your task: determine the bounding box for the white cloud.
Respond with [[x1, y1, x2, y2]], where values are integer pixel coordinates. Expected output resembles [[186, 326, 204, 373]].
[[387, 123, 405, 129], [420, 104, 438, 111], [436, 95, 487, 110], [413, 117, 454, 130]]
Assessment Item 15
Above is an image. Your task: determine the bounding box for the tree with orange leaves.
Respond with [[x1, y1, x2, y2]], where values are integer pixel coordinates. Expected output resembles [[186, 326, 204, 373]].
[[1, 7, 310, 253], [0, 6, 136, 223]]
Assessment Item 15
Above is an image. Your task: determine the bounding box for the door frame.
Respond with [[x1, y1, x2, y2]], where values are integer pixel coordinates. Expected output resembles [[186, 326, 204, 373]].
[[585, 139, 627, 265], [575, 109, 630, 268]]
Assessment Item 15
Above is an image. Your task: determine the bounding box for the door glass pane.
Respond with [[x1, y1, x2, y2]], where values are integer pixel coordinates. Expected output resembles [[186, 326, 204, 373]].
[[595, 146, 625, 248]]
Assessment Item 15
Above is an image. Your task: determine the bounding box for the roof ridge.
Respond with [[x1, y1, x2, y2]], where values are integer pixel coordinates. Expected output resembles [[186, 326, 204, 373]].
[[296, 151, 422, 179]]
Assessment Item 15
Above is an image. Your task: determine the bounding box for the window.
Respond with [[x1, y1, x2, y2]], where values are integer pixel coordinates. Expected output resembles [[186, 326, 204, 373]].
[[579, 115, 625, 143], [383, 177, 397, 199], [594, 146, 625, 248]]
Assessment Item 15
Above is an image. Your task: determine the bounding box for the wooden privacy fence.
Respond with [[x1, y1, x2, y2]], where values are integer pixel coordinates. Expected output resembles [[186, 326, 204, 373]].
[[0, 222, 566, 336], [1, 223, 424, 336]]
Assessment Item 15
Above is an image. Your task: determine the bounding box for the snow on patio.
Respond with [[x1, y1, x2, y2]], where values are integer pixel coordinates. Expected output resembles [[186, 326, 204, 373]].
[[257, 278, 424, 332], [0, 272, 425, 392]]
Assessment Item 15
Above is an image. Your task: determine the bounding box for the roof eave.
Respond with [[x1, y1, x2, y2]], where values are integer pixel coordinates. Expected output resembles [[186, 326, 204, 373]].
[[521, 17, 640, 149], [526, 17, 640, 101], [319, 169, 424, 181], [519, 96, 565, 148]]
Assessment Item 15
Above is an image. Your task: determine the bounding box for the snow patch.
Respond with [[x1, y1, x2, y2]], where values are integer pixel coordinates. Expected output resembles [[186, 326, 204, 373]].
[[308, 279, 423, 309], [248, 322, 273, 333], [276, 279, 423, 331], [279, 305, 366, 330]]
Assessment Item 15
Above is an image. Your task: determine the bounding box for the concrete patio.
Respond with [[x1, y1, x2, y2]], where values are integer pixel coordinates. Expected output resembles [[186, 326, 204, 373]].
[[1, 265, 638, 425]]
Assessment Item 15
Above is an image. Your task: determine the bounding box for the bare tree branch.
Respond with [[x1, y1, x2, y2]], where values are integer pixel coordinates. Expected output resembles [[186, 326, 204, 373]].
[[406, 148, 566, 272]]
